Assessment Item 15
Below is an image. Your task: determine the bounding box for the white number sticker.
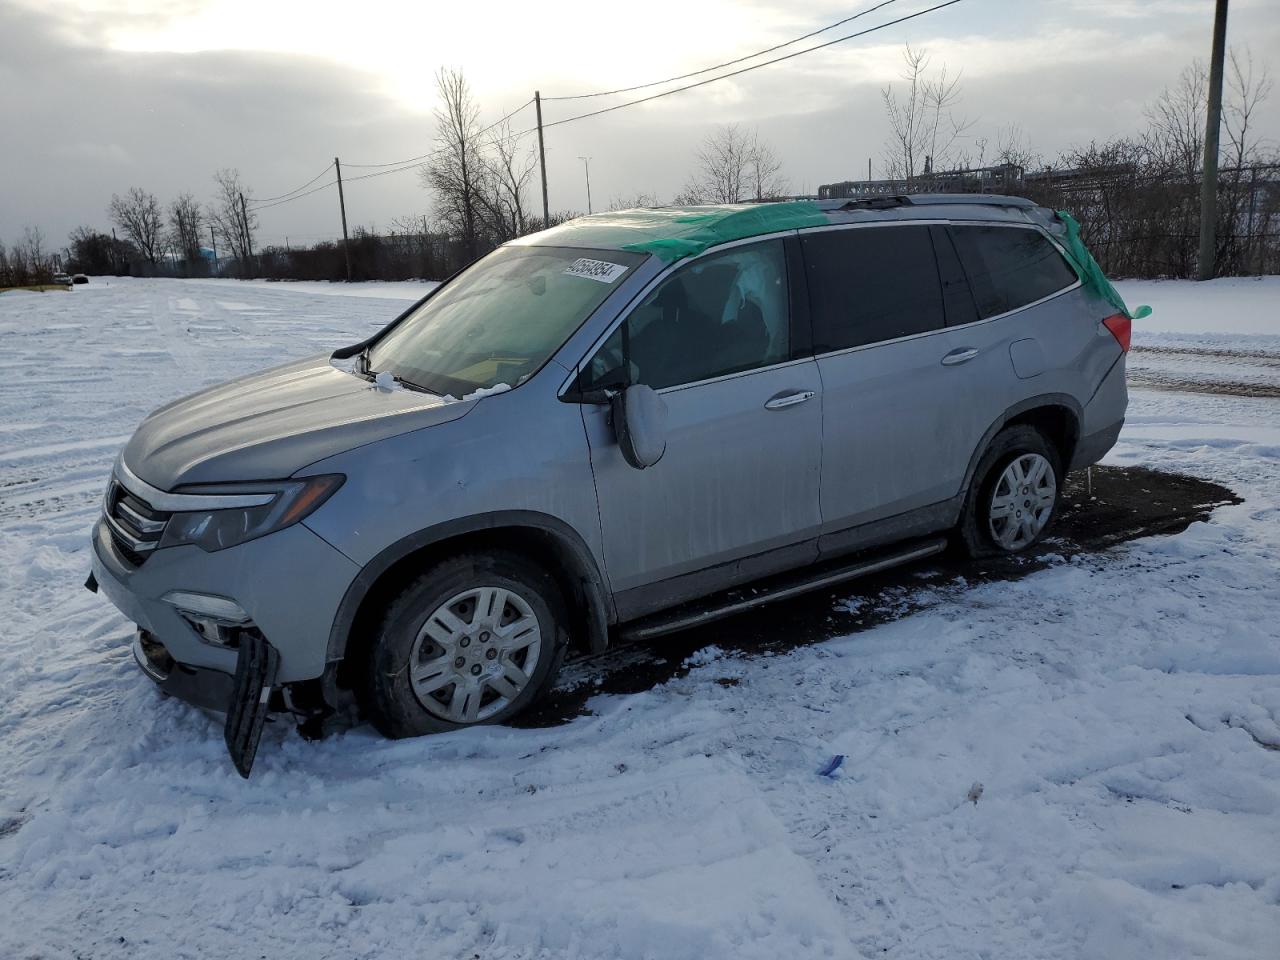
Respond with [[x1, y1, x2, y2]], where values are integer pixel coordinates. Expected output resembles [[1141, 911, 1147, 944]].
[[563, 258, 628, 284]]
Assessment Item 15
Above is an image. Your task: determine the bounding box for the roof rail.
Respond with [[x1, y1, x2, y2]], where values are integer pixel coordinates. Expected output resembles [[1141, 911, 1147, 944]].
[[899, 193, 1036, 208], [816, 193, 1037, 211]]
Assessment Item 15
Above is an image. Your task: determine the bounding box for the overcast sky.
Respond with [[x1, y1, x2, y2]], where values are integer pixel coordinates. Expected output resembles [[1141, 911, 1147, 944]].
[[3, 0, 1277, 250]]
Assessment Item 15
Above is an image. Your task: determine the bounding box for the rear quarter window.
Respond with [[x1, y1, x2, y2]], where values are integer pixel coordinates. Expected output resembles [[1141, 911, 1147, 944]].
[[948, 225, 1078, 319]]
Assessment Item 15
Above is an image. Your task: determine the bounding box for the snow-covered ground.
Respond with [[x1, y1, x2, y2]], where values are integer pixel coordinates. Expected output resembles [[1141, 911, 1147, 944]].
[[1, 277, 1278, 959]]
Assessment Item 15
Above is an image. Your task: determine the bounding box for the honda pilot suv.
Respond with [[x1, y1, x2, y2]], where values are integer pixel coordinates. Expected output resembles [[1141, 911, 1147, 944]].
[[88, 196, 1134, 774]]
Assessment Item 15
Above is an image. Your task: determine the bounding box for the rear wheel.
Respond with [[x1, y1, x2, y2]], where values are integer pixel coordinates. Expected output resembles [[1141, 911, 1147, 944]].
[[362, 552, 569, 738], [958, 425, 1061, 557]]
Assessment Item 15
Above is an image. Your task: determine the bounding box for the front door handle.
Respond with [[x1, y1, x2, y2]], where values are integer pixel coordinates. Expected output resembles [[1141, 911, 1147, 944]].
[[765, 390, 816, 410], [941, 347, 980, 366]]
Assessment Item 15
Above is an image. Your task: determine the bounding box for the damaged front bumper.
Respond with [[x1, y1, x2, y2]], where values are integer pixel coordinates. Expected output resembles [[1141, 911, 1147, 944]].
[[86, 517, 340, 776], [132, 626, 280, 777], [86, 567, 282, 778]]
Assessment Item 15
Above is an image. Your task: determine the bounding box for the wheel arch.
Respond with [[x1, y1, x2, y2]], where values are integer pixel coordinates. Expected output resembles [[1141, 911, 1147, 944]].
[[324, 511, 613, 690], [961, 394, 1082, 497]]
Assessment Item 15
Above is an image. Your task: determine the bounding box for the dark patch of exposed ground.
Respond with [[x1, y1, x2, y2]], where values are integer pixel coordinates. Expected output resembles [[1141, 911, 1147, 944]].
[[517, 465, 1241, 727]]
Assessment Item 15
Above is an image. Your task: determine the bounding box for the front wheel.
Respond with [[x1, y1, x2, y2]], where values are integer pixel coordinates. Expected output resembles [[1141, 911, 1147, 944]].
[[362, 552, 569, 738], [958, 425, 1061, 557]]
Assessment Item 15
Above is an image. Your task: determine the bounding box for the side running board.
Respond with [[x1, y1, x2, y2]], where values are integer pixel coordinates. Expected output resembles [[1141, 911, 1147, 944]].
[[620, 538, 947, 642], [224, 634, 280, 778]]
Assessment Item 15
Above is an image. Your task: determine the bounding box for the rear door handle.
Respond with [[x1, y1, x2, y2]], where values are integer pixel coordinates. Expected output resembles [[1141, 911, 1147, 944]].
[[764, 390, 816, 410], [941, 347, 979, 366]]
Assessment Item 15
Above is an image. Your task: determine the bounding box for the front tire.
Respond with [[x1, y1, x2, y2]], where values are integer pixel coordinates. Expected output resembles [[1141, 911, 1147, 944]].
[[958, 425, 1062, 557], [362, 552, 569, 738]]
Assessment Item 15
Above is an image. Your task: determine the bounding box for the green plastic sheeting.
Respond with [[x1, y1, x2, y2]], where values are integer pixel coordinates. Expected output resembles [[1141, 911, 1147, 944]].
[[620, 202, 830, 261], [1055, 211, 1151, 320], [523, 202, 830, 263]]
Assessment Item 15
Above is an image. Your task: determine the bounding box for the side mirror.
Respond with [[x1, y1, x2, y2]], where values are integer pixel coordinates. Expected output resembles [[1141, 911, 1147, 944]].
[[610, 384, 667, 469]]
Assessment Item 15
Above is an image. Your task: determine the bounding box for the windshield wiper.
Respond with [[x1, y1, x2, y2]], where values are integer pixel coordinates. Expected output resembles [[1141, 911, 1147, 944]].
[[394, 376, 440, 396], [369, 368, 440, 396]]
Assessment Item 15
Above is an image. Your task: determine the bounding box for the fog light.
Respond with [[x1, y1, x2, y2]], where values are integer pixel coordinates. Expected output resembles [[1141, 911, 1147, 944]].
[[162, 590, 249, 623]]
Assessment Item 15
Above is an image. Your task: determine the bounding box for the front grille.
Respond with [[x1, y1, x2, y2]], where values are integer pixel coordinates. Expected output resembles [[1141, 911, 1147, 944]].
[[104, 480, 171, 566]]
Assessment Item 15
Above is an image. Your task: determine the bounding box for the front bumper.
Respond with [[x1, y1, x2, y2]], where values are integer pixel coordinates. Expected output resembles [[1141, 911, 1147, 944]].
[[90, 512, 362, 684], [131, 629, 235, 712]]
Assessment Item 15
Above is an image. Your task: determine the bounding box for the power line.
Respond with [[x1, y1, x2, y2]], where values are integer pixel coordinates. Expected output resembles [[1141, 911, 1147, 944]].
[[526, 0, 967, 134], [248, 3, 962, 216], [342, 98, 536, 169], [343, 162, 433, 184], [246, 162, 335, 204], [250, 179, 338, 212], [542, 0, 898, 102]]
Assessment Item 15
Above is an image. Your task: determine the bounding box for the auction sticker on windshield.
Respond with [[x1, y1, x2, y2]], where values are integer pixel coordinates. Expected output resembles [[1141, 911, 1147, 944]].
[[563, 258, 629, 284]]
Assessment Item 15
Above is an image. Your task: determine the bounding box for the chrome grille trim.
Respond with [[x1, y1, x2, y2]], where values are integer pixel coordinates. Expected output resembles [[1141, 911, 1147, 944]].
[[115, 458, 275, 511], [105, 509, 158, 554], [115, 499, 167, 534]]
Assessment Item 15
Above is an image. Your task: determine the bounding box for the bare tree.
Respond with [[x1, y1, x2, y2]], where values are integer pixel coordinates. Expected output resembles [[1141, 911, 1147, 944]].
[[168, 192, 204, 264], [609, 192, 663, 210], [880, 45, 973, 180], [22, 225, 47, 272], [66, 226, 119, 275], [680, 124, 788, 203], [477, 120, 537, 242], [683, 124, 751, 202], [1, 227, 53, 285], [993, 123, 1040, 170], [208, 169, 258, 276], [422, 68, 485, 260], [747, 130, 788, 200], [109, 187, 163, 264], [1144, 59, 1207, 181], [1223, 46, 1272, 171]]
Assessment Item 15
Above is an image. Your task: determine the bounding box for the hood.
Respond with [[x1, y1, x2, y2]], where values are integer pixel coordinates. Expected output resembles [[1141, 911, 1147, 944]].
[[123, 355, 473, 489]]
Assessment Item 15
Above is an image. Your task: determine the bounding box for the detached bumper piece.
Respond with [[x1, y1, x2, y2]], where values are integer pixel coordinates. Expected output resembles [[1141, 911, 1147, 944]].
[[224, 633, 280, 779]]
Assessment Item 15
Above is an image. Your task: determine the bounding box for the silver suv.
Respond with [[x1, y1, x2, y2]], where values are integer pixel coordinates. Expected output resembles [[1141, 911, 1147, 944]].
[[88, 196, 1132, 774]]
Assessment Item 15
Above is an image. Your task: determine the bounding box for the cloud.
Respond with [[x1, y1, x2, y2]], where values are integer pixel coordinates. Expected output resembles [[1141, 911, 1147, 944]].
[[0, 0, 430, 245], [2, 0, 1277, 249]]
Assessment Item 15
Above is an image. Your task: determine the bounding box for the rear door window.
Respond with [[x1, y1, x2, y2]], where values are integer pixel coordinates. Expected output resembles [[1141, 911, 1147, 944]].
[[947, 225, 1078, 319], [801, 225, 945, 352]]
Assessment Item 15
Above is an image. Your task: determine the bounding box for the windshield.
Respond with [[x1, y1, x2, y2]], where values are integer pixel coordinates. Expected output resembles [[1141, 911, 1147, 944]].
[[367, 245, 646, 396]]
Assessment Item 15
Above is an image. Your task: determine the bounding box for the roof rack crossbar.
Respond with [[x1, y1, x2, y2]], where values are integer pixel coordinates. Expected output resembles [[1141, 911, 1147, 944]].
[[826, 195, 914, 211]]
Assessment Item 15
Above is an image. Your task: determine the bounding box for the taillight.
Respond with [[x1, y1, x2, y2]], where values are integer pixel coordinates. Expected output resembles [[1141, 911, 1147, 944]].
[[1102, 313, 1131, 353]]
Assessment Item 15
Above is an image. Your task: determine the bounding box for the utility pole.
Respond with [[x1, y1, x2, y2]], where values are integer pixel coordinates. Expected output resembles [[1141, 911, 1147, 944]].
[[335, 157, 352, 282], [535, 91, 550, 228], [111, 227, 119, 275], [239, 192, 254, 278], [1198, 0, 1229, 281], [209, 224, 217, 273], [578, 156, 593, 215]]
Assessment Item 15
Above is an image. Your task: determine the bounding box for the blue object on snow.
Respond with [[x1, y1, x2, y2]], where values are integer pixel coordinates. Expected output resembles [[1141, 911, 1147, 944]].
[[817, 755, 845, 777]]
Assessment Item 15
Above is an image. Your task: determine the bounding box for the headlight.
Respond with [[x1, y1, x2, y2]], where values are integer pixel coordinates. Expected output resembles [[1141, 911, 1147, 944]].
[[158, 474, 344, 552]]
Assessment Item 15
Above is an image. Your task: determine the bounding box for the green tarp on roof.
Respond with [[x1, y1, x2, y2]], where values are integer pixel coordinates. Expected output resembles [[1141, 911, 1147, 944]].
[[523, 202, 830, 263], [1055, 210, 1151, 320]]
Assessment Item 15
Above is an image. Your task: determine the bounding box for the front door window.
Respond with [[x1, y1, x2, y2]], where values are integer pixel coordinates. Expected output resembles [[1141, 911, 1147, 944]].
[[583, 239, 790, 391]]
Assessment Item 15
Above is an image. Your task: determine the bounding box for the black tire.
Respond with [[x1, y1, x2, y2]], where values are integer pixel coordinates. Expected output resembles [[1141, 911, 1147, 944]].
[[362, 551, 569, 738], [957, 425, 1062, 558]]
